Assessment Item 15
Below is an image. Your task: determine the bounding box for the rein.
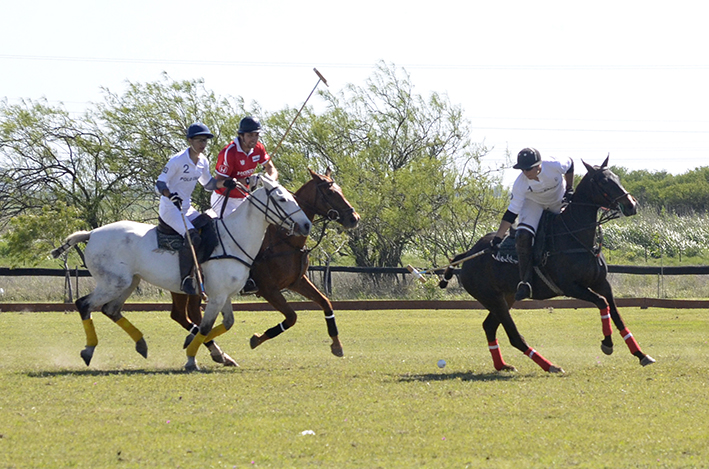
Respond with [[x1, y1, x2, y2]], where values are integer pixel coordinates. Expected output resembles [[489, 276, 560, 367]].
[[549, 170, 628, 258], [210, 185, 305, 266]]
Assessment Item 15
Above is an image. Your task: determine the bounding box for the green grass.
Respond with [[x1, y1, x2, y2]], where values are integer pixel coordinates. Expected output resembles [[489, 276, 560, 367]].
[[1, 307, 708, 468]]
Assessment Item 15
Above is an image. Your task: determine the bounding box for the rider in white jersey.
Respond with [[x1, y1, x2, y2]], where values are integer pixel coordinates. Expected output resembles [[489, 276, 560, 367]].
[[155, 122, 237, 295], [490, 148, 574, 301]]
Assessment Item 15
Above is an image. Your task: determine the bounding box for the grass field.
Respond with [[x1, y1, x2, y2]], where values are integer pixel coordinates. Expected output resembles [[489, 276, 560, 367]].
[[1, 306, 708, 468]]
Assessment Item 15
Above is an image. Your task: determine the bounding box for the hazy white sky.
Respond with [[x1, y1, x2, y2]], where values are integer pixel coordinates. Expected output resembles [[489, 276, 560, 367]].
[[2, 0, 707, 186]]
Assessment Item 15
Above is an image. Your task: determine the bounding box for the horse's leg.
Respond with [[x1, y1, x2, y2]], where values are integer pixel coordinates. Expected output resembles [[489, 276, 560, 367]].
[[288, 276, 343, 357], [482, 296, 564, 373], [593, 280, 656, 366], [561, 282, 615, 354], [249, 288, 298, 351], [74, 277, 135, 366], [175, 293, 235, 365], [184, 295, 231, 371], [100, 276, 147, 359], [482, 312, 516, 371]]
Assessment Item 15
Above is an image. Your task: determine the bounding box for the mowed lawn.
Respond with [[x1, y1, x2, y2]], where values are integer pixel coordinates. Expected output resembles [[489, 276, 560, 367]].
[[1, 306, 708, 468]]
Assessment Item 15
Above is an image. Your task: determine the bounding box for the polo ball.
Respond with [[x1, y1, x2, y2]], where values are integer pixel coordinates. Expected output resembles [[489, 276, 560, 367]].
[[437, 359, 446, 368]]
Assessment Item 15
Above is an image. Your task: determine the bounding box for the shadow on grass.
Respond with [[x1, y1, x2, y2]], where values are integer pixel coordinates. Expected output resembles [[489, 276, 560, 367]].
[[399, 370, 520, 382], [25, 368, 234, 378]]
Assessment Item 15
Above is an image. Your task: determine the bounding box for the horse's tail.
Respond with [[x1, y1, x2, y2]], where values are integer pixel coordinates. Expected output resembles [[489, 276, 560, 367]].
[[438, 251, 471, 289], [51, 231, 92, 258]]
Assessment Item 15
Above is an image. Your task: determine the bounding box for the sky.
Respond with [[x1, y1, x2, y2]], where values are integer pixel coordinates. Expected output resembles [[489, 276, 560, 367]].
[[2, 0, 707, 187]]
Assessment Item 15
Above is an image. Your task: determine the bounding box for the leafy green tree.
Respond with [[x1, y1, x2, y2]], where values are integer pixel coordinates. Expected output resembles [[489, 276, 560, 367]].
[[0, 202, 87, 267], [273, 62, 504, 267]]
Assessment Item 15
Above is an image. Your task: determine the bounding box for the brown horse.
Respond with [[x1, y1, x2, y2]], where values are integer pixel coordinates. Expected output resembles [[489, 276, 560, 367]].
[[439, 158, 655, 373], [171, 168, 360, 362]]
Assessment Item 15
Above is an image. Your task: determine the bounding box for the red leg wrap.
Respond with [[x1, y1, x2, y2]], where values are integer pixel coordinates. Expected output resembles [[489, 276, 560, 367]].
[[525, 347, 552, 372], [620, 328, 641, 354], [600, 306, 612, 336], [488, 340, 507, 370]]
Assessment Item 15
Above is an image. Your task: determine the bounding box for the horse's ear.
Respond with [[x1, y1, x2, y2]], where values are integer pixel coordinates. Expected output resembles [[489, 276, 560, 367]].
[[308, 167, 316, 177], [582, 160, 595, 174], [325, 166, 332, 179], [601, 154, 609, 169]]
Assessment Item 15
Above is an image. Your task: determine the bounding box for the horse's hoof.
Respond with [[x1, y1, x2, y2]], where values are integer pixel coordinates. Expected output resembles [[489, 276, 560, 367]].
[[183, 333, 195, 349], [135, 338, 148, 359], [330, 344, 344, 357], [548, 365, 565, 374], [209, 348, 225, 364], [250, 333, 264, 350], [80, 346, 95, 366], [184, 362, 200, 372], [601, 343, 613, 356], [498, 364, 517, 372], [221, 353, 239, 367], [640, 355, 656, 366], [330, 339, 344, 357]]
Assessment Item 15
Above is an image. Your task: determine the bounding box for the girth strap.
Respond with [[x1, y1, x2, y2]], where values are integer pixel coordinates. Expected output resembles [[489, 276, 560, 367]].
[[533, 266, 564, 296]]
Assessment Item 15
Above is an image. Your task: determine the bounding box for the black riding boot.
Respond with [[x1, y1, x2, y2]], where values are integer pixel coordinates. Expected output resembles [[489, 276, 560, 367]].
[[515, 229, 534, 301], [178, 229, 201, 296]]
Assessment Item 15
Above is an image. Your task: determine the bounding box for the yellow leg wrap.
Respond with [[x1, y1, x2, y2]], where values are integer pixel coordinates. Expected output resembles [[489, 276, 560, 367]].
[[186, 333, 206, 357], [116, 317, 144, 342], [203, 324, 228, 343], [82, 319, 98, 347]]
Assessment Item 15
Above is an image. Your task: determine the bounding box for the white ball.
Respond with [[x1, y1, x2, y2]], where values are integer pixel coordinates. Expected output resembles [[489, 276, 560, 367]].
[[437, 359, 446, 368]]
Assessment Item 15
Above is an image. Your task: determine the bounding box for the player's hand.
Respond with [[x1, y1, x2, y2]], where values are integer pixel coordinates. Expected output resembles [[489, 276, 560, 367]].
[[169, 192, 183, 210], [490, 236, 503, 251]]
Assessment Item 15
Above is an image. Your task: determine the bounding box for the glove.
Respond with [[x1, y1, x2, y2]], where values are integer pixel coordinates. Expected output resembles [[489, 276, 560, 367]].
[[169, 192, 183, 210], [490, 236, 503, 251], [223, 178, 237, 190]]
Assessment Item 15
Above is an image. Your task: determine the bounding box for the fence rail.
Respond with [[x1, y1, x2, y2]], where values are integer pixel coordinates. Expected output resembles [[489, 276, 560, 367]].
[[4, 264, 709, 277]]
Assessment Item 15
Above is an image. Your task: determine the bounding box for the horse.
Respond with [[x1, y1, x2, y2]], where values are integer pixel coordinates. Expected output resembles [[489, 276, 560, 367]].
[[171, 167, 360, 359], [439, 157, 655, 373], [51, 175, 311, 371]]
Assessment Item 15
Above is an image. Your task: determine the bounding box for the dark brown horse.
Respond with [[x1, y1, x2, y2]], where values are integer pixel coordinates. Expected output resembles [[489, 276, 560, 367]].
[[171, 168, 360, 362], [440, 157, 655, 373]]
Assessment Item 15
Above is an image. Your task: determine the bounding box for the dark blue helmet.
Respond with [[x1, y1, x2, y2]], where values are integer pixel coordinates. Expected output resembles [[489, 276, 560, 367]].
[[186, 122, 214, 139], [513, 147, 542, 170], [238, 116, 262, 134]]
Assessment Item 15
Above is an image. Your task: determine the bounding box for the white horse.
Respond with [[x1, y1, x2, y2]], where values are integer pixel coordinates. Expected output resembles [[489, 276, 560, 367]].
[[51, 176, 311, 371]]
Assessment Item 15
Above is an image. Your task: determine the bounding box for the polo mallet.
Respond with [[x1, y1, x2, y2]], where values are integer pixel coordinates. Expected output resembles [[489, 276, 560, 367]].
[[271, 68, 329, 157], [406, 248, 492, 284], [179, 211, 208, 302]]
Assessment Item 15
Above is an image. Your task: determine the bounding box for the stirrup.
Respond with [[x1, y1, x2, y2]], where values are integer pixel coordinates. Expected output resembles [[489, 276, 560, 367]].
[[515, 281, 532, 301], [240, 278, 258, 295], [181, 276, 198, 296]]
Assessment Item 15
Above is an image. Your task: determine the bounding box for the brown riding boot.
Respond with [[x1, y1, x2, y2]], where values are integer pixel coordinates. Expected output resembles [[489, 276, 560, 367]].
[[515, 229, 534, 301]]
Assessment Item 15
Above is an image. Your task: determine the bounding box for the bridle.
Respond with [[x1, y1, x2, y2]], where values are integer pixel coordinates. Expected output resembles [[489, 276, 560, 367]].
[[211, 184, 306, 267], [295, 180, 356, 225]]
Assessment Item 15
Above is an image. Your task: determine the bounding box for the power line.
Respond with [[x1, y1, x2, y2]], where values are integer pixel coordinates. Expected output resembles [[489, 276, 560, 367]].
[[1, 54, 708, 71]]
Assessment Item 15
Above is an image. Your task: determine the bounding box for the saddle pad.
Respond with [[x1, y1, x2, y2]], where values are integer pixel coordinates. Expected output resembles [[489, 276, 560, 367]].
[[156, 231, 184, 251], [493, 234, 519, 264]]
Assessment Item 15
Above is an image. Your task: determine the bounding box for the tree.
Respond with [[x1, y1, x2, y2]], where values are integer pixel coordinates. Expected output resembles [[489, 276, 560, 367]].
[[271, 62, 504, 267]]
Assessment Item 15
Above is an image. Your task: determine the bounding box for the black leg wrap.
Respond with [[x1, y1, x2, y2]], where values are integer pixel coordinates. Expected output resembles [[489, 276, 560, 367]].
[[265, 322, 290, 339], [326, 316, 338, 337]]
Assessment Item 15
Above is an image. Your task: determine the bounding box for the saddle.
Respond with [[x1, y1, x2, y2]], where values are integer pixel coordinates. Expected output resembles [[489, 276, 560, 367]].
[[155, 213, 218, 264], [493, 211, 555, 265], [492, 211, 567, 295]]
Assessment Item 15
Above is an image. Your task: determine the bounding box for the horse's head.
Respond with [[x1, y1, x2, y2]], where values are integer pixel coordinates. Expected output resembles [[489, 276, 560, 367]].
[[580, 156, 637, 216], [295, 167, 360, 229], [254, 175, 312, 236]]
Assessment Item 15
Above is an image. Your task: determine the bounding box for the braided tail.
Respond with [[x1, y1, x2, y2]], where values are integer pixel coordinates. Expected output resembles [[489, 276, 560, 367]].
[[51, 231, 92, 258]]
